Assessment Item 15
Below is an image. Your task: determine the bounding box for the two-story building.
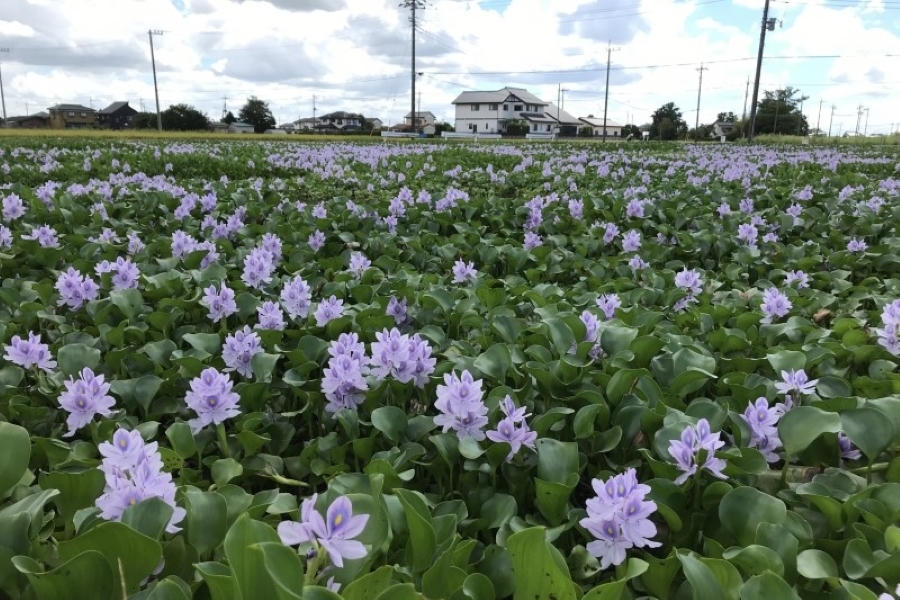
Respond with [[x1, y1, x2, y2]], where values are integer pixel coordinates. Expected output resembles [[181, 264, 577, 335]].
[[48, 104, 97, 129], [318, 111, 363, 131], [451, 87, 548, 134], [98, 101, 138, 130]]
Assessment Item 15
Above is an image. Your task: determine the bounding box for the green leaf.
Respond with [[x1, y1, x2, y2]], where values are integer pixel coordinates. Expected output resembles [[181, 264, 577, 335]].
[[184, 490, 228, 556], [371, 406, 408, 444], [183, 333, 222, 354], [109, 288, 145, 320], [508, 527, 576, 600], [374, 583, 426, 600], [491, 315, 521, 345], [342, 565, 396, 600], [250, 353, 280, 382], [481, 494, 517, 529], [841, 408, 893, 462], [57, 521, 162, 594], [223, 514, 283, 600], [766, 350, 806, 374], [536, 438, 579, 484], [57, 343, 101, 376], [195, 562, 236, 600], [0, 422, 31, 496], [740, 572, 801, 600], [146, 577, 192, 600], [797, 549, 839, 580], [581, 558, 648, 600], [778, 406, 842, 457], [473, 343, 511, 382], [249, 542, 305, 600], [122, 496, 176, 540], [166, 422, 198, 460], [212, 458, 243, 487], [719, 486, 786, 547], [394, 489, 436, 574], [12, 551, 114, 600], [423, 546, 468, 599]]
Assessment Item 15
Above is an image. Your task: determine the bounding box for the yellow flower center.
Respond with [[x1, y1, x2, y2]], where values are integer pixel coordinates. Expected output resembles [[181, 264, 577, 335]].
[[334, 513, 343, 526]]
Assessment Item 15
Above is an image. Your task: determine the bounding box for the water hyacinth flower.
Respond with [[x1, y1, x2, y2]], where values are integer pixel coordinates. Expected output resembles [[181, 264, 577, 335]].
[[580, 469, 660, 570], [281, 275, 312, 319], [434, 370, 489, 441], [321, 333, 369, 413], [875, 299, 900, 356], [308, 230, 326, 252], [0, 225, 12, 248], [760, 287, 791, 324], [386, 295, 409, 326], [737, 223, 758, 247], [628, 255, 648, 271], [368, 328, 437, 387], [674, 268, 703, 296], [348, 252, 372, 279], [523, 231, 542, 250], [838, 433, 861, 462], [3, 331, 56, 373], [55, 267, 100, 310], [486, 396, 537, 461], [256, 301, 286, 331], [742, 397, 784, 463], [95, 428, 186, 534], [201, 283, 238, 323], [2, 193, 26, 221], [596, 293, 622, 320], [278, 494, 369, 568], [58, 368, 116, 437], [621, 230, 641, 252], [242, 247, 276, 289], [785, 270, 810, 289], [668, 419, 727, 485], [315, 296, 345, 327], [775, 369, 818, 397], [452, 259, 477, 284], [184, 367, 241, 433], [877, 584, 900, 600], [580, 311, 599, 344], [222, 326, 263, 378], [847, 238, 867, 253]]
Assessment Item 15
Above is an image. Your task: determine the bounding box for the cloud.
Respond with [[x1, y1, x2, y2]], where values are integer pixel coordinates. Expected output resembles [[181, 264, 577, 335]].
[[235, 0, 346, 10], [557, 0, 651, 44], [0, 20, 36, 37]]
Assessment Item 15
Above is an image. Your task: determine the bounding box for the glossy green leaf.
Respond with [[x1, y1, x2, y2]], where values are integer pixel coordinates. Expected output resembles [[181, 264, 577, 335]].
[[12, 550, 114, 600], [507, 527, 576, 600], [719, 486, 786, 547], [0, 422, 31, 497], [778, 406, 842, 457]]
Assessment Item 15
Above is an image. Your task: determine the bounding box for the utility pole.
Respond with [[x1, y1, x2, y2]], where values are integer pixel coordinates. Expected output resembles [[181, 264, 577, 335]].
[[828, 104, 835, 137], [148, 30, 164, 132], [748, 0, 774, 142], [602, 40, 620, 143], [816, 99, 824, 136], [855, 104, 863, 136], [797, 97, 804, 135], [221, 95, 228, 120], [863, 107, 869, 136], [742, 76, 749, 122], [0, 48, 9, 128], [312, 95, 317, 129], [694, 63, 708, 137], [401, 0, 425, 134]]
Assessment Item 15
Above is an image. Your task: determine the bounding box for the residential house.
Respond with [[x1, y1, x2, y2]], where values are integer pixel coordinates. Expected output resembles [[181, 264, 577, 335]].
[[544, 104, 582, 136], [228, 121, 255, 134], [712, 120, 736, 138], [4, 112, 49, 129], [47, 104, 97, 129], [98, 101, 138, 130], [318, 111, 363, 131], [209, 121, 229, 133], [451, 86, 548, 134], [579, 116, 625, 138], [365, 117, 383, 130]]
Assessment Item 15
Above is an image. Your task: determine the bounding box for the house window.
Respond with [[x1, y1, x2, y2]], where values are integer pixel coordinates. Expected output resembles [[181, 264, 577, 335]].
[[68, 111, 75, 117], [546, 125, 551, 132], [472, 104, 480, 111], [80, 112, 86, 117], [503, 104, 508, 110], [484, 123, 488, 130], [514, 104, 523, 111], [488, 104, 498, 111]]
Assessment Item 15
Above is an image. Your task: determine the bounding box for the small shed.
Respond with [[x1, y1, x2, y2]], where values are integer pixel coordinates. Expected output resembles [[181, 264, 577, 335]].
[[228, 122, 255, 134]]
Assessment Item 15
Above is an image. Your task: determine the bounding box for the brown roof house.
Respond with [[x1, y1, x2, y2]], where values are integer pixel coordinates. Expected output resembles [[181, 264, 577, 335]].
[[4, 112, 49, 129], [48, 104, 97, 129]]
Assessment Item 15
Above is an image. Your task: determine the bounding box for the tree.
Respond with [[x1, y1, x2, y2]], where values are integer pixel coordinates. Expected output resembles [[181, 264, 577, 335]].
[[650, 102, 687, 140], [160, 104, 209, 131], [435, 122, 455, 134], [578, 125, 594, 138], [621, 124, 641, 139], [239, 97, 276, 133], [753, 87, 809, 136], [131, 112, 157, 129], [505, 119, 529, 136], [716, 111, 737, 123], [222, 111, 237, 125]]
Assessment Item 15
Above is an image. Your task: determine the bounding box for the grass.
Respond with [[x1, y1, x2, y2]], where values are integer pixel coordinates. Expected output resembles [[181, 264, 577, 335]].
[[753, 133, 900, 146]]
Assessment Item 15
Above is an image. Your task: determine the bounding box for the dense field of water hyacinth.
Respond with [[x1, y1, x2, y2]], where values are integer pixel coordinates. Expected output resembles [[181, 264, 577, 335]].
[[1, 139, 900, 600]]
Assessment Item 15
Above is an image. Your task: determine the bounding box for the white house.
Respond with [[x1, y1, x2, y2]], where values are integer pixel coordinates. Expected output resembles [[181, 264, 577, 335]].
[[578, 116, 625, 138], [365, 117, 384, 130], [452, 87, 548, 134], [319, 111, 363, 130], [228, 121, 255, 134]]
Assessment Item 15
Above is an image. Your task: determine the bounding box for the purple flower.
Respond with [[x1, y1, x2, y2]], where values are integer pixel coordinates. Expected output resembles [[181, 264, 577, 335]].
[[485, 396, 537, 461], [315, 296, 345, 327], [386, 296, 409, 326], [838, 433, 861, 462], [742, 397, 783, 463], [596, 293, 621, 320], [322, 333, 369, 413], [452, 259, 477, 284], [737, 223, 758, 247], [716, 203, 731, 217], [601, 222, 620, 245], [348, 252, 372, 279], [760, 287, 791, 324], [127, 232, 145, 254], [674, 268, 703, 296], [3, 331, 56, 373], [97, 256, 141, 290], [580, 468, 659, 570], [96, 428, 185, 534], [875, 299, 900, 356], [621, 230, 641, 252], [260, 233, 282, 262], [628, 255, 647, 270], [312, 202, 327, 219], [434, 370, 488, 441], [256, 301, 286, 331], [0, 225, 12, 248], [625, 198, 644, 219], [668, 419, 727, 484], [847, 238, 867, 253], [785, 270, 809, 289], [171, 230, 197, 259], [2, 193, 26, 221], [739, 198, 754, 214], [242, 247, 276, 289], [569, 199, 584, 219], [368, 328, 418, 382], [281, 275, 312, 319], [308, 230, 325, 252], [222, 326, 263, 378], [407, 334, 437, 388], [523, 231, 542, 250], [58, 367, 116, 437], [55, 267, 99, 310], [580, 311, 600, 343], [22, 225, 60, 248], [774, 369, 818, 397], [184, 367, 241, 433], [201, 283, 238, 323], [278, 494, 369, 568]]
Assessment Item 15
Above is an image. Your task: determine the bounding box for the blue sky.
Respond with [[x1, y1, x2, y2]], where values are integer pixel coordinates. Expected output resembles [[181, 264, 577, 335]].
[[0, 0, 897, 133]]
